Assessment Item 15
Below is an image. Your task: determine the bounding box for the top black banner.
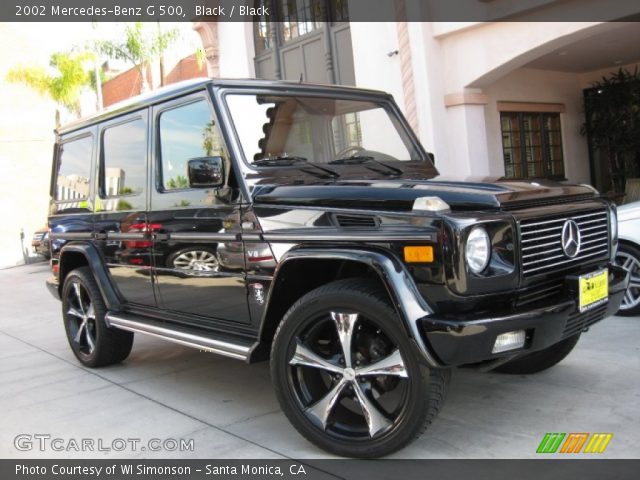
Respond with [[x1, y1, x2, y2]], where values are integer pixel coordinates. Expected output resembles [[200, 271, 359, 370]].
[[4, 0, 640, 22]]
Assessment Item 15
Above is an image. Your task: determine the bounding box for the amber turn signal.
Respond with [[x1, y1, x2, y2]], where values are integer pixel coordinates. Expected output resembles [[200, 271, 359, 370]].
[[404, 246, 434, 263]]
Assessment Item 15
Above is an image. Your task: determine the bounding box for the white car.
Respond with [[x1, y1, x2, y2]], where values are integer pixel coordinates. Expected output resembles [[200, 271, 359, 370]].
[[615, 201, 640, 315]]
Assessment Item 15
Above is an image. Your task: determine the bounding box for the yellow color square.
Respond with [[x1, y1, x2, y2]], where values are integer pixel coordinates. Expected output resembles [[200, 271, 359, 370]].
[[404, 246, 434, 263]]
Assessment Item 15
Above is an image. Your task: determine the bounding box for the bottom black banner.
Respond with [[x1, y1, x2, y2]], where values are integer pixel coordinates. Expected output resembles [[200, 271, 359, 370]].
[[2, 459, 640, 480]]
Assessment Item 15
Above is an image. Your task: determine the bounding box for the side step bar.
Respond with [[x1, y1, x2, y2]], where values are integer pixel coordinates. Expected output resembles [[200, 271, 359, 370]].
[[105, 312, 252, 361]]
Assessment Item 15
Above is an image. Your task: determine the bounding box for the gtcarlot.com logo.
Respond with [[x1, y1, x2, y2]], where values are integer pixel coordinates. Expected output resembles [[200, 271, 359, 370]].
[[536, 433, 613, 454], [14, 434, 194, 453]]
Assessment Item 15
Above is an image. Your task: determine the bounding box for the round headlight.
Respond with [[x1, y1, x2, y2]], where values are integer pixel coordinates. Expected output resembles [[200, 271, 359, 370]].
[[465, 226, 491, 274]]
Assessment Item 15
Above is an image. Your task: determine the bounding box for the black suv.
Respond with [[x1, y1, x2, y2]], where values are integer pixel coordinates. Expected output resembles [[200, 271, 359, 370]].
[[46, 79, 627, 457]]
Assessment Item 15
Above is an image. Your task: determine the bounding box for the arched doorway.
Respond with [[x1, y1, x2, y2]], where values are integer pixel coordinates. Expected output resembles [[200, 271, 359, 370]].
[[439, 22, 640, 194]]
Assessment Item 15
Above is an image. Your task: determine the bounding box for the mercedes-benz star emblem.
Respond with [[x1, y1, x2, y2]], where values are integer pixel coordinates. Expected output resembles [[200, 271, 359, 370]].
[[561, 219, 581, 258]]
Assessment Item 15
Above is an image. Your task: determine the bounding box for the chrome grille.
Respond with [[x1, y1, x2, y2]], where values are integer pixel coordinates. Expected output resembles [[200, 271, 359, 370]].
[[520, 209, 609, 277]]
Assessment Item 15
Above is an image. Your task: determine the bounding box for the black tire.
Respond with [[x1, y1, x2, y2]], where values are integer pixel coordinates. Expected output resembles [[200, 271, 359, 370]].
[[62, 267, 134, 367], [493, 333, 581, 374], [270, 278, 450, 458], [614, 242, 640, 316]]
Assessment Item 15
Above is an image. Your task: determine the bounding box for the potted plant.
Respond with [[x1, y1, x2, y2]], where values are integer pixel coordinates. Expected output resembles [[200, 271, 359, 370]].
[[583, 67, 640, 203]]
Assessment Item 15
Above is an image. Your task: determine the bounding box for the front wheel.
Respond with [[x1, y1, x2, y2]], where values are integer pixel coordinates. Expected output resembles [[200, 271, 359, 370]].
[[270, 278, 449, 458]]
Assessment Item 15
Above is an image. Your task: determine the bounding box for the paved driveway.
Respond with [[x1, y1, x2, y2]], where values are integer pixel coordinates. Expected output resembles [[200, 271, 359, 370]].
[[1, 263, 638, 459]]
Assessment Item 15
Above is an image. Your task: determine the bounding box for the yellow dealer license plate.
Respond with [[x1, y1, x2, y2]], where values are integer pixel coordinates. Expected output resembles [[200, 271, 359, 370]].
[[579, 269, 608, 312]]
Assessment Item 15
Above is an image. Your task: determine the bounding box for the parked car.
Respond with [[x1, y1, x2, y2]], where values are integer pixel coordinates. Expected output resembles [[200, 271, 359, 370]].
[[615, 201, 640, 315], [45, 79, 626, 458], [31, 227, 50, 259]]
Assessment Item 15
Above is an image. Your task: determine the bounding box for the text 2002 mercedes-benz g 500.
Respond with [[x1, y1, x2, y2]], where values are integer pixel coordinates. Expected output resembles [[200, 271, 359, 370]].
[[46, 79, 627, 457]]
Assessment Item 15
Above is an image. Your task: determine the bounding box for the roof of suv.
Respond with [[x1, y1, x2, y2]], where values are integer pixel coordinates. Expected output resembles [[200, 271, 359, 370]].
[[57, 78, 390, 135]]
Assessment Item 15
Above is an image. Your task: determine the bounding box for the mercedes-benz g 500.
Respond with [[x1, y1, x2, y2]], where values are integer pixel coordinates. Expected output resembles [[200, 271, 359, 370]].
[[46, 79, 627, 457]]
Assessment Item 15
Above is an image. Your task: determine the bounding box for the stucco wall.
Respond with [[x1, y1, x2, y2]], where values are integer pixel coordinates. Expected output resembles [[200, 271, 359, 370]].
[[216, 22, 255, 78], [482, 61, 640, 186], [483, 67, 590, 184], [349, 22, 406, 110], [0, 24, 63, 268]]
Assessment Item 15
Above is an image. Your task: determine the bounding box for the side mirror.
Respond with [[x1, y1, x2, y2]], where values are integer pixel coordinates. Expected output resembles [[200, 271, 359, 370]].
[[427, 152, 435, 164], [187, 157, 224, 188]]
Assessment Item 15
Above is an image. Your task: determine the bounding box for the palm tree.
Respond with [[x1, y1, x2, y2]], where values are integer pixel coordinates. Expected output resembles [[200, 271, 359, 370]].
[[6, 51, 93, 126], [96, 22, 178, 93]]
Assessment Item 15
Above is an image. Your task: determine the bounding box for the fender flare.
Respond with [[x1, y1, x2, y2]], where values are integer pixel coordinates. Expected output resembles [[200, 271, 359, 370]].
[[262, 247, 441, 367], [58, 242, 122, 311]]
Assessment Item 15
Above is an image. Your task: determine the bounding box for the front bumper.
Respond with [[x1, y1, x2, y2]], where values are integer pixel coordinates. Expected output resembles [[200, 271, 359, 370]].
[[46, 276, 60, 300], [422, 264, 628, 366]]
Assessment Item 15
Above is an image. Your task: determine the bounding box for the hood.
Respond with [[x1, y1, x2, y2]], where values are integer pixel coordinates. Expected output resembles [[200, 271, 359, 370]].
[[253, 178, 598, 211]]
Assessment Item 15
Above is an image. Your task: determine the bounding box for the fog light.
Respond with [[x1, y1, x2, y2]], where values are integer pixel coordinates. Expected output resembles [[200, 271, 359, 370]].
[[492, 330, 526, 353]]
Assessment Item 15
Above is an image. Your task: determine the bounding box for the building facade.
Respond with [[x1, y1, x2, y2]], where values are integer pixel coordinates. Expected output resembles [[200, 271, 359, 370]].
[[194, 1, 640, 198]]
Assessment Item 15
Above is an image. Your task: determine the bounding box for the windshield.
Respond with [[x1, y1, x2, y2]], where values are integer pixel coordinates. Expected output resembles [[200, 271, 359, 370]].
[[225, 93, 422, 166]]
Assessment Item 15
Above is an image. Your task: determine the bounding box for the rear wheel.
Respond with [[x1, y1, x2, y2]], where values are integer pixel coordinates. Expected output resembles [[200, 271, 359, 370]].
[[493, 333, 581, 374], [62, 267, 134, 367], [614, 243, 640, 316], [271, 278, 449, 458]]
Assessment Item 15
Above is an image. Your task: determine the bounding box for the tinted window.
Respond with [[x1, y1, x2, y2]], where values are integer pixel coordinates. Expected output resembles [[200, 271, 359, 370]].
[[55, 135, 92, 201], [159, 100, 224, 190], [102, 118, 147, 197]]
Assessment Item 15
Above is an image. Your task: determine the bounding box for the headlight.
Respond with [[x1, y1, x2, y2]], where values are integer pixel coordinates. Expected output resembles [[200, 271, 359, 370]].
[[465, 226, 491, 274]]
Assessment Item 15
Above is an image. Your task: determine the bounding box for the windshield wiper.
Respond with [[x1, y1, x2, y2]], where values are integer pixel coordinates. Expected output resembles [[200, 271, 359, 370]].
[[328, 156, 370, 165], [253, 156, 308, 166], [329, 156, 403, 176], [253, 156, 340, 178]]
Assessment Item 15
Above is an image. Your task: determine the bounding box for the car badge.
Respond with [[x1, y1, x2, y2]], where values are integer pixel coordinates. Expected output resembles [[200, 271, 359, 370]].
[[561, 219, 581, 258], [251, 283, 265, 305]]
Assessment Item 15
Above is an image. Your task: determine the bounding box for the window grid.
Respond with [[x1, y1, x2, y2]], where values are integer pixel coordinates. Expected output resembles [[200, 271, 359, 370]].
[[253, 0, 272, 54], [281, 0, 323, 42], [501, 112, 565, 180], [253, 0, 350, 53]]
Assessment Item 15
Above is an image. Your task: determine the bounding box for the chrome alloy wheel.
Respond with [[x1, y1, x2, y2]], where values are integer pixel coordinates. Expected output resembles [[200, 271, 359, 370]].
[[288, 311, 409, 440], [615, 250, 640, 311], [173, 250, 219, 271], [65, 282, 97, 356]]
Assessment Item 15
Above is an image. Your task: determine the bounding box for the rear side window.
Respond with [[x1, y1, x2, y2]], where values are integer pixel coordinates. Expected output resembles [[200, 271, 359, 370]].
[[102, 118, 146, 198], [55, 135, 92, 203]]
